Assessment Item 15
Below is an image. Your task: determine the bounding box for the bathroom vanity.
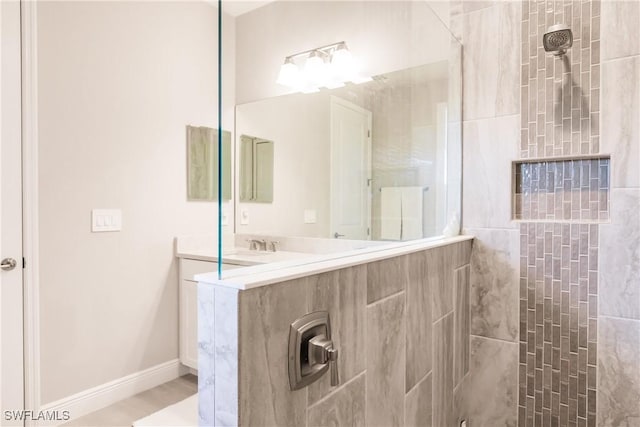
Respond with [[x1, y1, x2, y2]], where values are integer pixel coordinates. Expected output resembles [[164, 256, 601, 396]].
[[175, 236, 322, 370]]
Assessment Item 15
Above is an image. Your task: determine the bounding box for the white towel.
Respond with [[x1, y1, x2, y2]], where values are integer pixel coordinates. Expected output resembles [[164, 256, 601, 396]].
[[401, 187, 424, 240], [380, 187, 402, 240]]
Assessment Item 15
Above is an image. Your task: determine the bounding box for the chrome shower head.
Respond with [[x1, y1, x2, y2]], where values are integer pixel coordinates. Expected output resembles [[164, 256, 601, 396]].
[[543, 24, 573, 56]]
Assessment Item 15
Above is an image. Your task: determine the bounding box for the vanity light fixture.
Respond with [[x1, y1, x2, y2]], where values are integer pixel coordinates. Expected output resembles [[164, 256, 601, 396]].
[[276, 41, 371, 93]]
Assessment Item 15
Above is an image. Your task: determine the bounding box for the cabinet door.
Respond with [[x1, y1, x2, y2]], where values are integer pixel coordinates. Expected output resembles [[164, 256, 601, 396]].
[[179, 280, 199, 370]]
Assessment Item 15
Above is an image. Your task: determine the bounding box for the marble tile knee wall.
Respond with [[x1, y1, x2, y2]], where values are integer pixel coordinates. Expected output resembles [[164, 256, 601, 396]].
[[199, 239, 473, 426]]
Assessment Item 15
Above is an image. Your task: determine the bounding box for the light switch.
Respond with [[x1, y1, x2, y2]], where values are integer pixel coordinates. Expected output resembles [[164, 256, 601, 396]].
[[92, 209, 122, 232], [240, 209, 249, 225], [304, 209, 317, 224]]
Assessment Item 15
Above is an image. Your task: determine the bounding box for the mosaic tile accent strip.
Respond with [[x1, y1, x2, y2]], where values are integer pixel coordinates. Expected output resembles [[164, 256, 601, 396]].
[[518, 223, 598, 427], [519, 1, 601, 425], [521, 0, 601, 159], [514, 157, 610, 221]]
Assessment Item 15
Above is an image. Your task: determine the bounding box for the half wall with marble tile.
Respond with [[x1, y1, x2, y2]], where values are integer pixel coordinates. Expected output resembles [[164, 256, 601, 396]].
[[198, 239, 473, 426]]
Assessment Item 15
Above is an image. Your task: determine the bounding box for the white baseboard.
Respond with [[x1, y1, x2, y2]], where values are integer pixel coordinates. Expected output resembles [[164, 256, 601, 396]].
[[39, 359, 189, 426]]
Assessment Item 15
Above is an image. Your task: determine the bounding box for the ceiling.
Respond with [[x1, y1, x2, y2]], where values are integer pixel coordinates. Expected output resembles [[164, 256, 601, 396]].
[[221, 0, 276, 16]]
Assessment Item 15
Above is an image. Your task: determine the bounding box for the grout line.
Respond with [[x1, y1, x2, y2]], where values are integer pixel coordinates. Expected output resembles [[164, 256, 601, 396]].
[[306, 371, 366, 411], [461, 113, 520, 124], [598, 314, 640, 323], [433, 310, 454, 326], [405, 369, 432, 396], [366, 289, 405, 308], [470, 334, 519, 346], [600, 53, 640, 64]]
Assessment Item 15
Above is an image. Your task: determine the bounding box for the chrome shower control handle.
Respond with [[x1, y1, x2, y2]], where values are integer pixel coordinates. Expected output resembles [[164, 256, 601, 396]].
[[308, 335, 340, 387], [328, 347, 339, 387]]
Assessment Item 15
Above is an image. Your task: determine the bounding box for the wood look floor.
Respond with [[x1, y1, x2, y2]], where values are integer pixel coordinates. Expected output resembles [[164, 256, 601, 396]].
[[62, 374, 197, 427]]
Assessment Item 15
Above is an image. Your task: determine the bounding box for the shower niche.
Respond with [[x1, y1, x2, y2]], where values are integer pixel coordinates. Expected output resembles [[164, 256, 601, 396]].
[[512, 156, 610, 221]]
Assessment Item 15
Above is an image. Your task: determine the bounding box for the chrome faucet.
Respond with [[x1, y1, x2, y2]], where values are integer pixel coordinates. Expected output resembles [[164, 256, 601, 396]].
[[247, 238, 267, 251], [268, 240, 280, 252]]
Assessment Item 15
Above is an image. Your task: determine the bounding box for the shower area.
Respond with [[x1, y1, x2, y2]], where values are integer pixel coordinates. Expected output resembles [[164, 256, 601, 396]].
[[197, 0, 638, 426]]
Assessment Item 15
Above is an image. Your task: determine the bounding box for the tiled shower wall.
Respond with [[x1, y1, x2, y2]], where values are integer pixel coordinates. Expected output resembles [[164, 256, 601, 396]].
[[521, 0, 600, 159], [458, 0, 639, 426], [519, 2, 602, 426]]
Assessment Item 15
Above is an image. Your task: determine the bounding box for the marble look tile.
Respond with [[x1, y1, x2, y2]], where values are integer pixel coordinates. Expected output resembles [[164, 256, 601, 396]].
[[599, 189, 640, 319], [462, 116, 520, 229], [198, 284, 216, 427], [405, 373, 433, 427], [466, 335, 518, 427], [462, 1, 520, 120], [238, 278, 309, 427], [406, 252, 432, 392], [468, 228, 520, 342], [213, 286, 239, 426], [597, 317, 640, 426], [427, 247, 453, 320], [601, 0, 640, 60], [308, 266, 367, 404], [367, 255, 408, 304], [454, 265, 471, 387], [367, 293, 405, 427], [307, 373, 366, 427], [601, 56, 640, 188], [462, 0, 496, 14], [433, 313, 454, 427]]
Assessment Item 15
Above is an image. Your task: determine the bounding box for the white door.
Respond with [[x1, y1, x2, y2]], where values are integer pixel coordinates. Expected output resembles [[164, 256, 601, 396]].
[[1, 0, 25, 421], [330, 96, 372, 240]]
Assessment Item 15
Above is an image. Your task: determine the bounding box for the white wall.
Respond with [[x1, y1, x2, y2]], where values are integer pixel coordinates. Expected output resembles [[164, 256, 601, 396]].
[[235, 0, 452, 104], [37, 1, 235, 404]]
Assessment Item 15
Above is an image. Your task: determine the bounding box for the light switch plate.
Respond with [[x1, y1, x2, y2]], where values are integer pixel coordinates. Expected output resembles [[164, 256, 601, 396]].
[[304, 209, 317, 224], [240, 209, 249, 225], [92, 209, 122, 232]]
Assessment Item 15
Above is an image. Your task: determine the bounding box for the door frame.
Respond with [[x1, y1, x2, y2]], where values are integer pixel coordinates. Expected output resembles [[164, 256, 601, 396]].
[[21, 0, 41, 418], [329, 95, 372, 240]]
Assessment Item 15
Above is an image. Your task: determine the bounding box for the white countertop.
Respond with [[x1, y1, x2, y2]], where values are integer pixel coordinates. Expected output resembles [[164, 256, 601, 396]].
[[195, 235, 474, 291], [176, 247, 315, 266]]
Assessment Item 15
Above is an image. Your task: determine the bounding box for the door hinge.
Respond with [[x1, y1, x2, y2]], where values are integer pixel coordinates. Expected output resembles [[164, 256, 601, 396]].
[[367, 227, 370, 236], [367, 129, 371, 138], [22, 257, 26, 269]]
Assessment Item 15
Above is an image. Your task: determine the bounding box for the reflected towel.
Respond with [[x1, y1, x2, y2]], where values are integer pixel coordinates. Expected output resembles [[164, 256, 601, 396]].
[[401, 187, 424, 240], [380, 187, 402, 240]]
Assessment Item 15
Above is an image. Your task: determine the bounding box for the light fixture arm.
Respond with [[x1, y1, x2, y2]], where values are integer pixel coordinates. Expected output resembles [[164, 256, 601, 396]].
[[285, 41, 347, 62]]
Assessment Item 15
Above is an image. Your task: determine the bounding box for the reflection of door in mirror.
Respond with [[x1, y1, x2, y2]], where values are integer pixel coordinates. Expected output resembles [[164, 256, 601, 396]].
[[240, 135, 274, 203], [330, 96, 372, 240]]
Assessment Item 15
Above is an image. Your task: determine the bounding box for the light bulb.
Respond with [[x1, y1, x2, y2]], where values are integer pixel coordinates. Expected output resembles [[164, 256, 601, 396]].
[[276, 58, 300, 88], [304, 51, 327, 87], [330, 43, 354, 81]]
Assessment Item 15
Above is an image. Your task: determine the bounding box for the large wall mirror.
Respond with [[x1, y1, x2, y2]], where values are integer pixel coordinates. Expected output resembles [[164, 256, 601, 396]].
[[229, 0, 462, 245]]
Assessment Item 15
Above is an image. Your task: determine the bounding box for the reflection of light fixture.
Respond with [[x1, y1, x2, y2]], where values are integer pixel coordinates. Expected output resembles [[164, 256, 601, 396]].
[[276, 41, 371, 93]]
